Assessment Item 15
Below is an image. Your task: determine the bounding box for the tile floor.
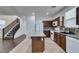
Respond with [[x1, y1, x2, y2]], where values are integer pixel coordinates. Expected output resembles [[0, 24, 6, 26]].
[[44, 38, 65, 53], [9, 36, 65, 53], [26, 37, 65, 53]]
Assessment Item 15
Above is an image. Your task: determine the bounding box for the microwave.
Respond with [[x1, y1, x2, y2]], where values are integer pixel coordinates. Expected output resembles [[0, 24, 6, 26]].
[[52, 21, 58, 26]]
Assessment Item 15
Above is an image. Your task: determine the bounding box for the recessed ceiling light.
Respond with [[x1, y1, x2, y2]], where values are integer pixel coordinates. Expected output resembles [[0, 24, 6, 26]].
[[51, 6, 56, 8], [46, 12, 49, 15], [32, 12, 35, 15]]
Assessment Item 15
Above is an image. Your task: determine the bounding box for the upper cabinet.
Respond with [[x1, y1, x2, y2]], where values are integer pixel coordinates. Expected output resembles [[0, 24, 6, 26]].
[[52, 16, 64, 27], [64, 7, 79, 28], [76, 7, 79, 25], [43, 21, 52, 28], [52, 17, 60, 27]]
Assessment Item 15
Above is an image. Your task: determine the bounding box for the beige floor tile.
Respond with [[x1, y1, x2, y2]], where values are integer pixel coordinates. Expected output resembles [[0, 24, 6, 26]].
[[10, 37, 65, 53], [44, 38, 65, 53]]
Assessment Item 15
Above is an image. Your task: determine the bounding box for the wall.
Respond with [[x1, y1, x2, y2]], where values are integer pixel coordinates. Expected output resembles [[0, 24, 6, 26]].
[[25, 16, 35, 35], [0, 15, 26, 38], [0, 15, 18, 27], [0, 15, 18, 38], [14, 16, 27, 38], [35, 16, 43, 33], [17, 16, 44, 36], [52, 6, 75, 20], [15, 15, 43, 38]]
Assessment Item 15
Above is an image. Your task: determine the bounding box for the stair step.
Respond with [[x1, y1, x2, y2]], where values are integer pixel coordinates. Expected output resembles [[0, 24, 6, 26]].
[[4, 37, 13, 40], [8, 33, 13, 35], [4, 23, 20, 40], [7, 34, 13, 36], [7, 35, 13, 37]]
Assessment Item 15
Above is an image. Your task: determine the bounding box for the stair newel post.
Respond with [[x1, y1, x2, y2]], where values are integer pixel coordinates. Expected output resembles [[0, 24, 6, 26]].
[[13, 28, 14, 39], [2, 28, 4, 40]]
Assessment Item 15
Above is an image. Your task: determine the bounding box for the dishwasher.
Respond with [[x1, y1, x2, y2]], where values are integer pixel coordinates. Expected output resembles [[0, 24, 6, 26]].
[[50, 31, 54, 40], [66, 36, 79, 53]]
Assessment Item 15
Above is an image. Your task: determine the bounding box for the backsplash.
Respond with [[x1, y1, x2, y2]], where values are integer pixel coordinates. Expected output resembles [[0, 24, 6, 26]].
[[64, 28, 79, 34]]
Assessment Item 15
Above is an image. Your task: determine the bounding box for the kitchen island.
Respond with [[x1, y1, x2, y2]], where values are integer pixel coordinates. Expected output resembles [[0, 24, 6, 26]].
[[30, 33, 46, 53]]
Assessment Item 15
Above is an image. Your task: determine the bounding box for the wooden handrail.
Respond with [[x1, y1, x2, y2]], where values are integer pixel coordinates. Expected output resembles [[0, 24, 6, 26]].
[[2, 18, 20, 40], [3, 18, 20, 35]]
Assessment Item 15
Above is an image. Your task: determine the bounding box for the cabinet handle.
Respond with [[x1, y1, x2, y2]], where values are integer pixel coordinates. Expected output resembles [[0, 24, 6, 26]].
[[41, 38, 43, 41]]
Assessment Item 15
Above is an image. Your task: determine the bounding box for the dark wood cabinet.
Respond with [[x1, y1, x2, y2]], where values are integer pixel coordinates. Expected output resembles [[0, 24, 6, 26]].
[[54, 32, 59, 43], [54, 32, 66, 51], [60, 34, 66, 51], [57, 33, 60, 45], [31, 37, 45, 53], [52, 16, 64, 27], [76, 7, 79, 25], [52, 17, 60, 27], [44, 31, 50, 37], [54, 32, 60, 46], [43, 21, 52, 27], [54, 32, 57, 42]]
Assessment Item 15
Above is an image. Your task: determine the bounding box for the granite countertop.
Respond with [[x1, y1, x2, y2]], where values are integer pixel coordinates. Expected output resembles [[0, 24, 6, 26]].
[[60, 33, 79, 39], [67, 34, 79, 39], [44, 27, 54, 31], [50, 30, 79, 39], [27, 32, 46, 37]]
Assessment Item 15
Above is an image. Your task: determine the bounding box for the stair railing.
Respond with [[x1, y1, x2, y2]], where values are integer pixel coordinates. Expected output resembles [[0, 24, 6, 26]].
[[2, 18, 20, 40]]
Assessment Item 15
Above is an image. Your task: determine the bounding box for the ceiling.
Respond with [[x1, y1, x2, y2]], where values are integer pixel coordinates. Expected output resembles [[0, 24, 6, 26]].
[[0, 6, 65, 16]]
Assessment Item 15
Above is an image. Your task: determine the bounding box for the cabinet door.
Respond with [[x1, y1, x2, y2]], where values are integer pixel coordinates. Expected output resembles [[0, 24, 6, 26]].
[[32, 37, 44, 52], [43, 21, 52, 27], [54, 33, 66, 51], [54, 32, 57, 42], [56, 33, 60, 45], [76, 7, 79, 25], [54, 32, 60, 45], [60, 34, 66, 51]]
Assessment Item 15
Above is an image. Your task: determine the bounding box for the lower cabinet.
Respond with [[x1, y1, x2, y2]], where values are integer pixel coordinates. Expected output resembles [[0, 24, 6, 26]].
[[54, 32, 60, 45], [54, 32, 66, 51], [31, 37, 45, 53], [60, 34, 66, 51]]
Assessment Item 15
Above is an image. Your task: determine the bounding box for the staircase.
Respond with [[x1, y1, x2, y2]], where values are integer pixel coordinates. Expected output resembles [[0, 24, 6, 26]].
[[3, 18, 20, 40]]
